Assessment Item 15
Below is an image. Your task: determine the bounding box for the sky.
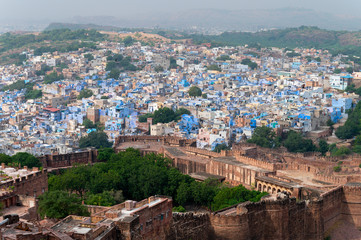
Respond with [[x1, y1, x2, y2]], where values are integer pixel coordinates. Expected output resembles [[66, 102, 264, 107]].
[[1, 0, 361, 21]]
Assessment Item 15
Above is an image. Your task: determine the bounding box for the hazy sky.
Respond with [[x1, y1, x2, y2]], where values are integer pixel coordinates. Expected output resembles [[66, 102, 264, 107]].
[[1, 0, 361, 21]]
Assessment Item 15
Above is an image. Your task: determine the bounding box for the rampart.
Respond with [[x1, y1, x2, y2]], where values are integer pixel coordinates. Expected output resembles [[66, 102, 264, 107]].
[[167, 185, 361, 240], [0, 169, 48, 198], [168, 212, 211, 240], [38, 148, 98, 168], [114, 136, 196, 148], [236, 155, 282, 171]]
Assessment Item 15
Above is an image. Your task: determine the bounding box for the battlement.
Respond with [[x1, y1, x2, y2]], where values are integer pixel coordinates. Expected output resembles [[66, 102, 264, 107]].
[[236, 155, 279, 171]]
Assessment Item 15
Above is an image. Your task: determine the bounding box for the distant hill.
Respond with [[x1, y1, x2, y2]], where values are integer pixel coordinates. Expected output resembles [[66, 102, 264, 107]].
[[60, 8, 361, 32], [45, 23, 149, 33], [190, 26, 361, 48]]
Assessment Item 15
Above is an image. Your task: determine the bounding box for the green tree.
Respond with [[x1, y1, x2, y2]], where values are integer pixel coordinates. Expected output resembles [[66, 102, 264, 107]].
[[241, 58, 258, 70], [207, 64, 221, 71], [79, 131, 112, 149], [77, 89, 93, 100], [152, 107, 176, 124], [213, 143, 230, 153], [82, 118, 96, 129], [11, 152, 42, 168], [138, 113, 154, 123], [335, 101, 361, 139], [172, 205, 186, 212], [108, 69, 120, 79], [331, 146, 351, 156], [188, 86, 202, 97], [0, 154, 12, 166], [216, 55, 231, 61], [123, 36, 134, 46], [97, 148, 115, 161], [283, 131, 316, 153], [346, 67, 353, 74], [84, 53, 94, 61], [318, 139, 329, 156], [211, 185, 268, 211], [333, 68, 342, 74], [85, 191, 116, 206], [44, 71, 64, 84], [175, 108, 191, 120], [25, 89, 42, 100], [38, 190, 89, 219], [202, 93, 207, 99], [247, 126, 279, 148]]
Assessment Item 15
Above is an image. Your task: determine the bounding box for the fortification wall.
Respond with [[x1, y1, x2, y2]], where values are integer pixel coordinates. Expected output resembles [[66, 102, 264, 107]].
[[342, 185, 361, 227], [235, 155, 280, 171], [207, 159, 263, 187], [0, 170, 48, 198], [168, 213, 211, 240], [314, 174, 347, 185], [38, 149, 98, 168], [320, 187, 343, 232]]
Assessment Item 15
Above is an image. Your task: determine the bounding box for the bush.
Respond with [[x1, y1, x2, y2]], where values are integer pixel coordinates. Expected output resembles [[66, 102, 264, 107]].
[[333, 166, 341, 172], [172, 206, 186, 212]]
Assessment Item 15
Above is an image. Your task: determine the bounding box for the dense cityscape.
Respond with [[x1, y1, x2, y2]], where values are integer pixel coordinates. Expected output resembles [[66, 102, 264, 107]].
[[0, 1, 361, 240]]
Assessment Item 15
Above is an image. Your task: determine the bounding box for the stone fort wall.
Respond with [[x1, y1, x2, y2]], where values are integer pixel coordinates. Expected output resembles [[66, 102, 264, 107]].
[[169, 186, 361, 240], [38, 148, 98, 168]]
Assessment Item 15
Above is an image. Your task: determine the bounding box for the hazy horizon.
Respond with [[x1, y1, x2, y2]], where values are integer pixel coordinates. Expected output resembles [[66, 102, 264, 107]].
[[1, 0, 361, 32]]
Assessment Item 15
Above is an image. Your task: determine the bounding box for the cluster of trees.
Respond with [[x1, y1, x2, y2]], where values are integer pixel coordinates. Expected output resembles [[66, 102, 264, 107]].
[[33, 41, 97, 57], [35, 64, 53, 76], [84, 53, 94, 61], [77, 89, 93, 100], [213, 143, 230, 153], [38, 190, 89, 219], [345, 84, 361, 95], [44, 71, 64, 84], [207, 64, 221, 72], [0, 152, 42, 168], [241, 58, 258, 70], [106, 54, 137, 78], [0, 29, 104, 53], [2, 80, 34, 92], [335, 101, 361, 139], [123, 36, 135, 47], [79, 131, 112, 149], [286, 51, 301, 58], [188, 86, 202, 97], [25, 89, 42, 100], [216, 55, 231, 61], [247, 126, 359, 156], [138, 107, 191, 124], [247, 126, 317, 153], [169, 57, 179, 69], [82, 118, 103, 130], [41, 148, 266, 219]]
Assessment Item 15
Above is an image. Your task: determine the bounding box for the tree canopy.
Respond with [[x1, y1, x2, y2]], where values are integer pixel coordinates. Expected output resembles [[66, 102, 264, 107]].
[[48, 148, 267, 211], [283, 131, 316, 153], [77, 89, 93, 100], [38, 190, 89, 219], [241, 58, 258, 70], [335, 101, 361, 139], [247, 126, 279, 148], [138, 107, 191, 124], [188, 86, 202, 97], [79, 131, 113, 149]]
